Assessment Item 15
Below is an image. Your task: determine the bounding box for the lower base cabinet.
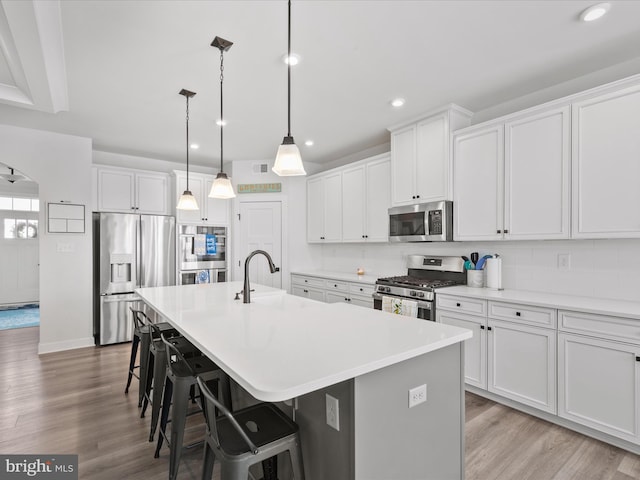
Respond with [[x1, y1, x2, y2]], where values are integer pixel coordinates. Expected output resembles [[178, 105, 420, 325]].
[[437, 310, 487, 389], [489, 319, 556, 414], [292, 274, 374, 308], [292, 285, 325, 302], [558, 333, 640, 443]]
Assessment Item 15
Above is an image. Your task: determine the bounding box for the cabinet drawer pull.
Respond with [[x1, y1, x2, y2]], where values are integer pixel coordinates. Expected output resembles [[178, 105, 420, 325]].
[[515, 311, 521, 317]]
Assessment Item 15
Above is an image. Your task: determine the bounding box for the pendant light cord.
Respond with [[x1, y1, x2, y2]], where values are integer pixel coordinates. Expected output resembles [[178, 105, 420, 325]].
[[287, 0, 291, 137], [220, 49, 225, 173], [185, 96, 190, 190]]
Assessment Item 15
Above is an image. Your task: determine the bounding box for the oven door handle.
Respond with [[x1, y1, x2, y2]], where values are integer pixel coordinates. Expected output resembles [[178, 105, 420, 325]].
[[372, 292, 432, 310]]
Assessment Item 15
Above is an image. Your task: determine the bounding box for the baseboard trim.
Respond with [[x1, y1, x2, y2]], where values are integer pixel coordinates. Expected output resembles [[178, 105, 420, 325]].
[[38, 337, 95, 354]]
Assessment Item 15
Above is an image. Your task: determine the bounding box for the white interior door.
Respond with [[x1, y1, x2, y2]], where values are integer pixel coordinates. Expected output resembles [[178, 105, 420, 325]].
[[238, 201, 282, 289]]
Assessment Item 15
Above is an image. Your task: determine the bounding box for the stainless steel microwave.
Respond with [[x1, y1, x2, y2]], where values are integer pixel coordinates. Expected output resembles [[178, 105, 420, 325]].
[[388, 201, 453, 242]]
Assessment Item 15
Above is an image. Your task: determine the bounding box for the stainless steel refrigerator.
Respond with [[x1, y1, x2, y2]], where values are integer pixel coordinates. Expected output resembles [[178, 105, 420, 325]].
[[93, 212, 175, 345]]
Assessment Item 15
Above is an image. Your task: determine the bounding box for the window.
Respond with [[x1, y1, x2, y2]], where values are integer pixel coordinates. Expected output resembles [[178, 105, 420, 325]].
[[3, 219, 38, 239], [0, 196, 39, 212]]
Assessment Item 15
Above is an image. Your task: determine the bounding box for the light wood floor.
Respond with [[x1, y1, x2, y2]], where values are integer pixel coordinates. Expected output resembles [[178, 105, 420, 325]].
[[2, 327, 640, 480]]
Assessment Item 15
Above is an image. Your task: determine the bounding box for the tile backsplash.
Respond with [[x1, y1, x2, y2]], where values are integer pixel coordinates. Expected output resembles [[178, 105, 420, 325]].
[[312, 239, 640, 302]]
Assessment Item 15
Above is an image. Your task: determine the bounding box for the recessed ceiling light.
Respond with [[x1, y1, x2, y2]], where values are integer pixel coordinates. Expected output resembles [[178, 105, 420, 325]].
[[391, 98, 405, 108], [305, 140, 314, 147], [216, 119, 227, 126], [580, 2, 610, 22], [190, 143, 199, 150], [283, 53, 301, 66]]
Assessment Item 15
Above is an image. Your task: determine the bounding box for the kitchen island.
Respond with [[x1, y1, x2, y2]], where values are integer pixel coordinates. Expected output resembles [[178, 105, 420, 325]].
[[137, 281, 472, 480]]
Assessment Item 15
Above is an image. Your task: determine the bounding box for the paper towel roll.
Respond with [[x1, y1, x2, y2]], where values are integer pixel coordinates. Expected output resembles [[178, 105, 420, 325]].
[[485, 257, 503, 290]]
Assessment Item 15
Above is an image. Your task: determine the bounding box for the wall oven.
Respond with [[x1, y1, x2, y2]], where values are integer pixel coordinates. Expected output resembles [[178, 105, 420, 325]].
[[177, 224, 227, 285]]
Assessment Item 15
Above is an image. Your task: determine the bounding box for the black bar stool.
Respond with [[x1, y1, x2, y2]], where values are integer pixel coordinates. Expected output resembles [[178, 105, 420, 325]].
[[142, 321, 200, 441], [155, 333, 232, 480], [125, 309, 152, 406], [197, 376, 305, 480]]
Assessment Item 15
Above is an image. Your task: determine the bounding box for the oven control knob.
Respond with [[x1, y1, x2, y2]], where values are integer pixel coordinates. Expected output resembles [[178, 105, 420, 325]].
[[418, 292, 425, 298], [410, 291, 417, 297], [385, 287, 391, 293]]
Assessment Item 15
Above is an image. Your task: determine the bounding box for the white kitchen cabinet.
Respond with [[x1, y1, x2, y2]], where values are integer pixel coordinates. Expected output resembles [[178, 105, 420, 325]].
[[342, 154, 390, 243], [453, 105, 570, 241], [558, 333, 640, 443], [453, 124, 504, 241], [389, 106, 471, 206], [306, 172, 342, 243], [504, 106, 570, 240], [291, 273, 374, 308], [292, 285, 325, 302], [437, 309, 487, 389], [488, 318, 556, 414], [174, 171, 229, 225], [572, 83, 640, 238], [308, 154, 389, 244], [97, 167, 170, 215]]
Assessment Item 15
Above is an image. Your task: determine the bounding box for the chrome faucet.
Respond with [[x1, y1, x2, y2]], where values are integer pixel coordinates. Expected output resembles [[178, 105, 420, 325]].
[[243, 250, 280, 303]]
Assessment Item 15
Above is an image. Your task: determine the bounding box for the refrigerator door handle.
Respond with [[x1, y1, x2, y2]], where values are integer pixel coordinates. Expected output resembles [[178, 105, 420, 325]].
[[136, 215, 143, 288]]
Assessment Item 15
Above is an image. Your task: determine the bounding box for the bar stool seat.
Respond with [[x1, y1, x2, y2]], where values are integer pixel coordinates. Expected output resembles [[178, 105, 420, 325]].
[[155, 333, 232, 480], [197, 376, 305, 480]]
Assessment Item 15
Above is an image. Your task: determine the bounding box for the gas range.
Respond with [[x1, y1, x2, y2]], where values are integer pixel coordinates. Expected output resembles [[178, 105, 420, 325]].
[[373, 255, 466, 320], [375, 276, 461, 301]]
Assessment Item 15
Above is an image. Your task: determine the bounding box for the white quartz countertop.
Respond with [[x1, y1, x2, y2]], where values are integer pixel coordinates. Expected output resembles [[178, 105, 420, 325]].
[[438, 286, 640, 320], [136, 281, 471, 402], [291, 270, 380, 285]]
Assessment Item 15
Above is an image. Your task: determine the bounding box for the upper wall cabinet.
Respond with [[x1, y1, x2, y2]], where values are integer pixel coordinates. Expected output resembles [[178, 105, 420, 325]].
[[307, 153, 390, 244], [453, 105, 570, 241], [342, 154, 391, 242], [572, 83, 640, 239], [96, 166, 170, 215], [389, 105, 472, 206], [173, 171, 229, 226]]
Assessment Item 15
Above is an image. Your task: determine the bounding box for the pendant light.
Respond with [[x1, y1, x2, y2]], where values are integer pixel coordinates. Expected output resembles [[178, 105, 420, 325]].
[[0, 167, 25, 184], [209, 36, 236, 199], [176, 89, 199, 210], [272, 0, 306, 176]]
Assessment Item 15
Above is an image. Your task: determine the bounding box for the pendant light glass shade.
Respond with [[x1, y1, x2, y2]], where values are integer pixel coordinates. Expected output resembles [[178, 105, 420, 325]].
[[209, 36, 236, 199], [177, 190, 199, 210], [177, 89, 199, 211], [273, 0, 306, 177], [209, 172, 236, 199], [273, 136, 306, 176]]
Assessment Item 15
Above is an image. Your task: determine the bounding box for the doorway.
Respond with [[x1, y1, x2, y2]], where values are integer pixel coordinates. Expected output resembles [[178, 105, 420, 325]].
[[238, 201, 282, 289], [0, 164, 40, 330]]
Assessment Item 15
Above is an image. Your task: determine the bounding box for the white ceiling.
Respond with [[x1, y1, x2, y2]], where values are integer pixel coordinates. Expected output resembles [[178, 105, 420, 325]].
[[1, 0, 640, 168]]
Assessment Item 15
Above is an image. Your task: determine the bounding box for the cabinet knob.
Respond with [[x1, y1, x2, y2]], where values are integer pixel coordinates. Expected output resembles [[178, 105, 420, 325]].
[[362, 235, 365, 238], [456, 302, 461, 307], [412, 195, 416, 199], [131, 207, 135, 210], [515, 311, 521, 317], [480, 325, 485, 330], [348, 298, 351, 302], [365, 235, 368, 238], [488, 326, 493, 331], [496, 229, 501, 234], [504, 229, 509, 234], [636, 356, 640, 362], [304, 289, 308, 293], [416, 195, 420, 199], [359, 288, 363, 292], [304, 279, 308, 283], [334, 284, 338, 287]]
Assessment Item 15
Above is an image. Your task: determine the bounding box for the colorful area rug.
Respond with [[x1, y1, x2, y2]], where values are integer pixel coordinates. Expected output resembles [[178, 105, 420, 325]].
[[0, 304, 40, 330]]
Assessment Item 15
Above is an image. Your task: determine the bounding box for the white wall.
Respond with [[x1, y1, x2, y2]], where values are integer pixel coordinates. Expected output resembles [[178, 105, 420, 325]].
[[0, 124, 93, 353]]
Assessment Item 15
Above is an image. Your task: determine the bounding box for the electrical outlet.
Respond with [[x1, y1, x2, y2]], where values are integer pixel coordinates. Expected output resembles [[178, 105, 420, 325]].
[[558, 253, 571, 270], [325, 394, 340, 431], [408, 384, 427, 408]]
